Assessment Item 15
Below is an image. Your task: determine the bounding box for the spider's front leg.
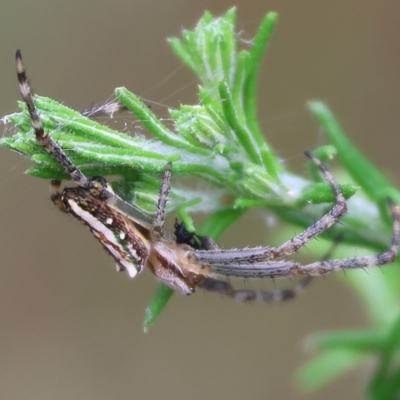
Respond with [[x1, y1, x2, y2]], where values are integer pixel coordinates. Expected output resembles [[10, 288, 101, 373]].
[[204, 197, 400, 279], [191, 154, 399, 287], [298, 197, 400, 275], [16, 51, 113, 201], [272, 151, 347, 258], [194, 151, 347, 266]]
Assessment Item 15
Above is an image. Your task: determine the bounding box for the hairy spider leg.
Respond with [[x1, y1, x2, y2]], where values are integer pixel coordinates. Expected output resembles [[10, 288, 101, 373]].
[[174, 222, 313, 303], [194, 151, 348, 265], [203, 198, 399, 279], [152, 162, 172, 238], [195, 231, 345, 303], [17, 51, 91, 189], [16, 50, 113, 202]]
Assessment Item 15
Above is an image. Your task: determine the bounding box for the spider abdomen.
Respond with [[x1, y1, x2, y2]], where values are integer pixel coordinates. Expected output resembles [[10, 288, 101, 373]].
[[62, 187, 150, 278]]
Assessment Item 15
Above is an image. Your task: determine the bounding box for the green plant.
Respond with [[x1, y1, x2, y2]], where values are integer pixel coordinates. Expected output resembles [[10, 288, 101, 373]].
[[2, 8, 400, 397]]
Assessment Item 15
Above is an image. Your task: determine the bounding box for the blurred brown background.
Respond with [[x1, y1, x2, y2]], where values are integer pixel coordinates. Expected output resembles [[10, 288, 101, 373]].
[[0, 1, 399, 399]]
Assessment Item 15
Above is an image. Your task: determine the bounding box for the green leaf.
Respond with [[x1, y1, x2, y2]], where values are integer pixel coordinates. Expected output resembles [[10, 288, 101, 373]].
[[309, 102, 400, 214], [297, 350, 365, 391], [143, 283, 175, 332]]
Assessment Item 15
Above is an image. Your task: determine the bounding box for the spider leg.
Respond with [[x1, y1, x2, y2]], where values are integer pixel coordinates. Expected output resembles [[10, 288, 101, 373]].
[[206, 198, 399, 278], [299, 199, 399, 274], [194, 151, 347, 264], [199, 276, 313, 303], [16, 50, 148, 221], [197, 230, 367, 301], [151, 162, 172, 239], [16, 50, 95, 190], [273, 151, 347, 258]]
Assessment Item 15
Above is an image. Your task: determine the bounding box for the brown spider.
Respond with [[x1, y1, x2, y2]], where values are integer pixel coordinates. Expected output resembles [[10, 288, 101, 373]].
[[15, 50, 400, 303]]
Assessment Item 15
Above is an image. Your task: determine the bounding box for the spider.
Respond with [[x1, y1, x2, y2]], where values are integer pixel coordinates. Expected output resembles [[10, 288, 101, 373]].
[[15, 50, 400, 303]]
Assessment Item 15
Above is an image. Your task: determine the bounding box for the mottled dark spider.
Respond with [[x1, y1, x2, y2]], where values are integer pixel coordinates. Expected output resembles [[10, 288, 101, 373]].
[[16, 50, 400, 303]]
